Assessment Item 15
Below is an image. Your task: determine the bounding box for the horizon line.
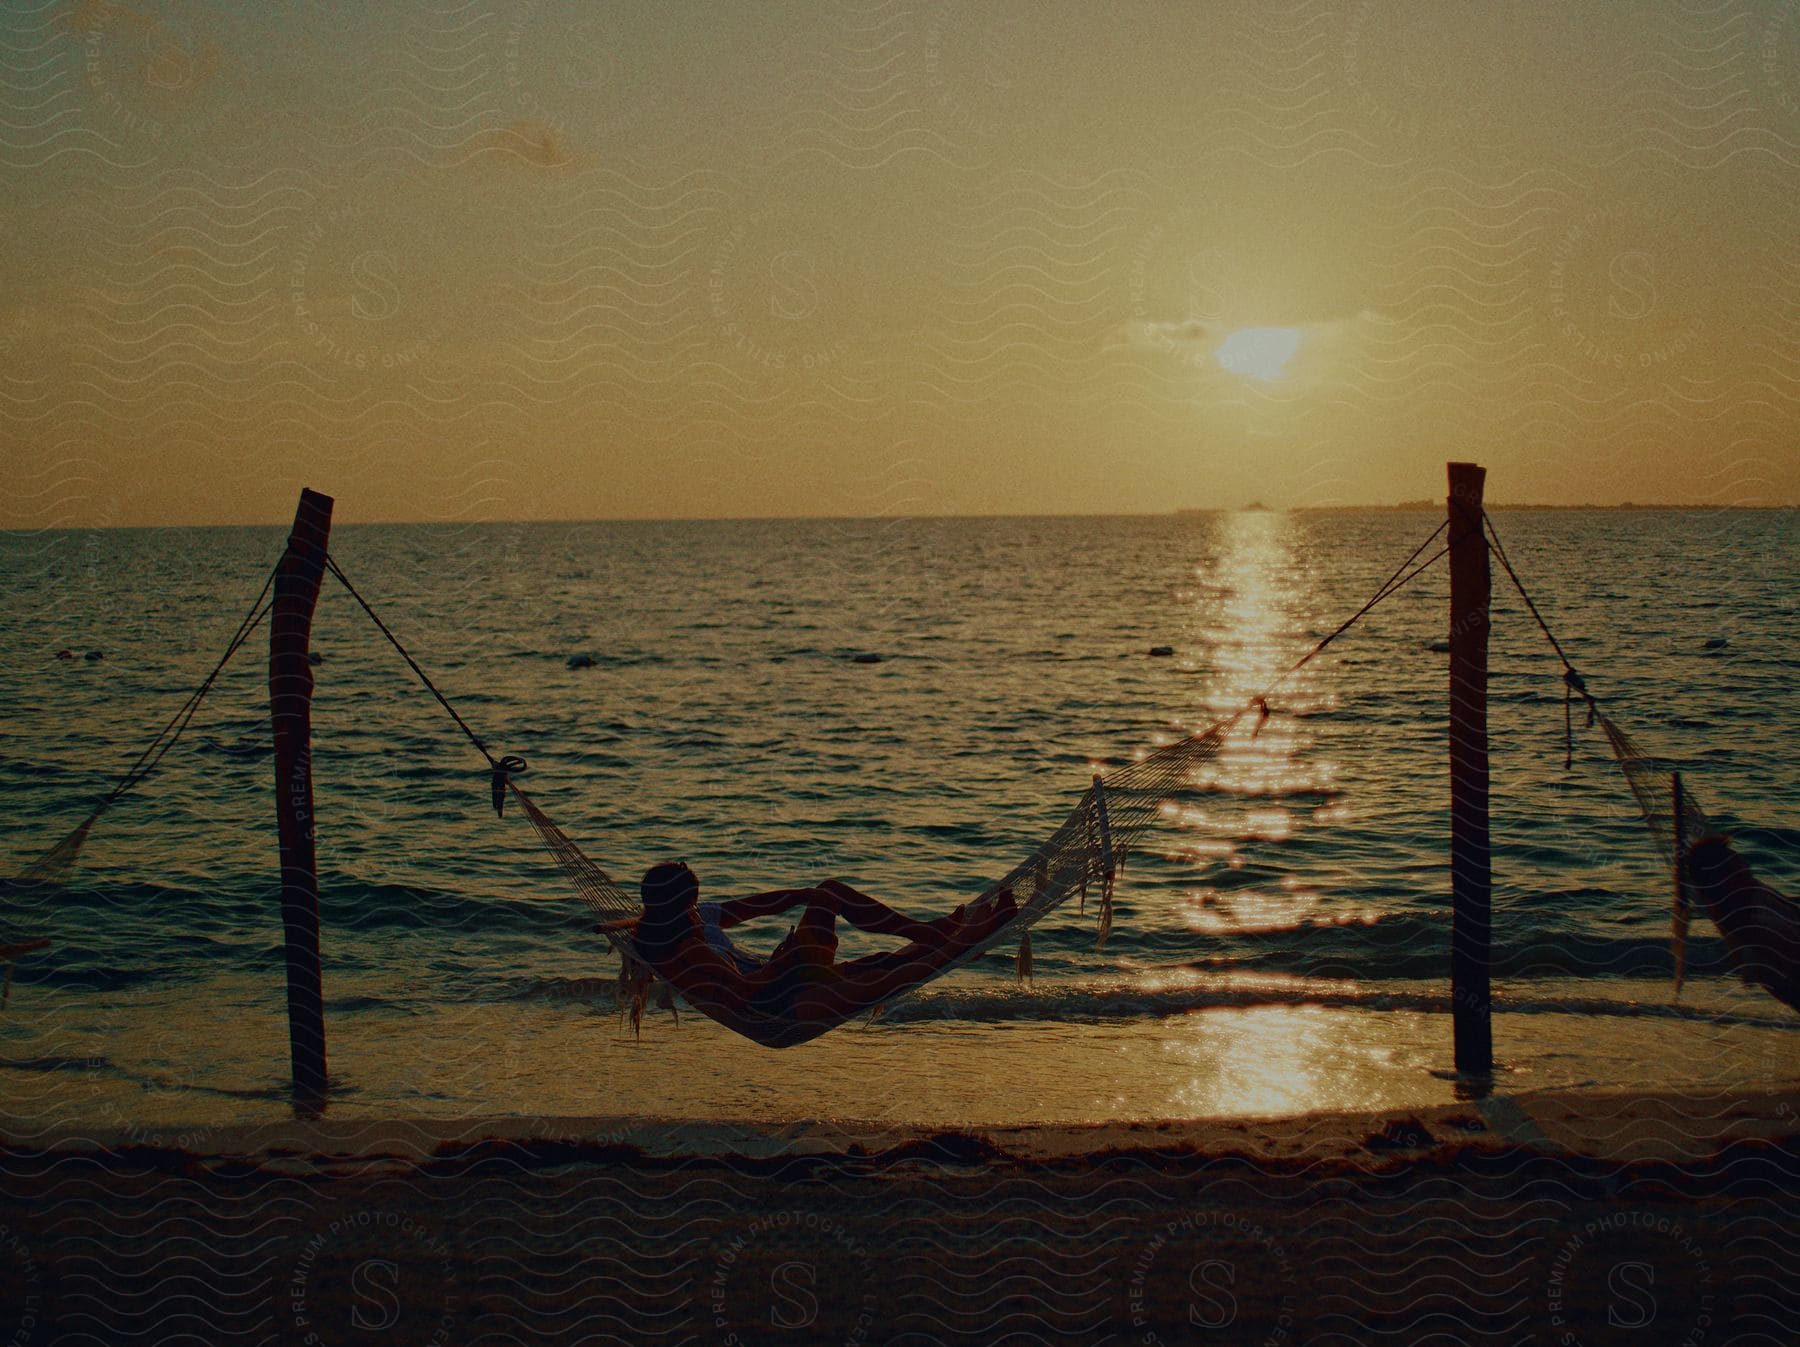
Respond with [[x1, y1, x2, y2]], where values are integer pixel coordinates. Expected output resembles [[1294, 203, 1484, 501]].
[[3, 501, 1795, 531]]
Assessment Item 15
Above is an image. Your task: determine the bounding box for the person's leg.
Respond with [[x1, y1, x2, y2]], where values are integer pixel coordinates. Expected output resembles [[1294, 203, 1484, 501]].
[[836, 888, 1018, 979], [815, 879, 943, 942], [805, 893, 1021, 1020], [764, 900, 840, 973], [751, 900, 844, 1021]]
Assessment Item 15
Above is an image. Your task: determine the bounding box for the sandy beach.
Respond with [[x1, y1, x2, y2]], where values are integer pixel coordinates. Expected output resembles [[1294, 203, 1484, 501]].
[[4, 1083, 1794, 1345]]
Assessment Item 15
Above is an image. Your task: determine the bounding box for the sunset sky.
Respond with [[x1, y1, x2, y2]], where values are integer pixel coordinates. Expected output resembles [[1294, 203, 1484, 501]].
[[2, 0, 1796, 526]]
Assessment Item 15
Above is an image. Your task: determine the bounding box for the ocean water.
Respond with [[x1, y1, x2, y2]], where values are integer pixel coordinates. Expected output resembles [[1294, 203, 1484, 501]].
[[1, 509, 1796, 1132]]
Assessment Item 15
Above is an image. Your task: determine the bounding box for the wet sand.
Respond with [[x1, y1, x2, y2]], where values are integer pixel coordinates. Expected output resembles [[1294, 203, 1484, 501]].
[[3, 1084, 1796, 1345]]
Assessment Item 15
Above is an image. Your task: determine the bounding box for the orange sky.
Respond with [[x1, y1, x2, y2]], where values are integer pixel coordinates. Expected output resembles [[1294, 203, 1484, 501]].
[[2, 1, 1797, 526]]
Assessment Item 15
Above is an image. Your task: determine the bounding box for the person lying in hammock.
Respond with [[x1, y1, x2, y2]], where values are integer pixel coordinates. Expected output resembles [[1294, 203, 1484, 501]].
[[602, 862, 1017, 1046]]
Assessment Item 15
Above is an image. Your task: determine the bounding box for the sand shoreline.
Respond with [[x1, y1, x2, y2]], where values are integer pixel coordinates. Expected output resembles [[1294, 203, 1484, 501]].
[[4, 1085, 1795, 1344], [5, 1080, 1797, 1168]]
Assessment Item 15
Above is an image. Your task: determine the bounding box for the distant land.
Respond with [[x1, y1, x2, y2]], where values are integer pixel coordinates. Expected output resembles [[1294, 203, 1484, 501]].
[[1177, 502, 1796, 515]]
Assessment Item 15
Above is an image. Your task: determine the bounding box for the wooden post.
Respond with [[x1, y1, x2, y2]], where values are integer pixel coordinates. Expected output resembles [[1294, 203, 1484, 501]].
[[1446, 462, 1493, 1075], [271, 488, 333, 1106], [1671, 772, 1689, 997]]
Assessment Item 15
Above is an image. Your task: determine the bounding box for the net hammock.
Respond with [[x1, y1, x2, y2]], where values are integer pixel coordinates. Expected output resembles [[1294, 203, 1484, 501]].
[[1591, 710, 1798, 1012], [1486, 515, 1798, 1014], [504, 721, 1233, 1048]]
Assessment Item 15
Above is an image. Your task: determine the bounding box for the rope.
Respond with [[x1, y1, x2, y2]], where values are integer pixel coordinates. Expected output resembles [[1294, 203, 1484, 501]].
[[1252, 518, 1450, 709], [106, 563, 279, 806], [14, 563, 280, 885], [1480, 511, 1600, 768], [1057, 515, 1451, 807], [323, 554, 530, 813], [1481, 513, 1579, 675]]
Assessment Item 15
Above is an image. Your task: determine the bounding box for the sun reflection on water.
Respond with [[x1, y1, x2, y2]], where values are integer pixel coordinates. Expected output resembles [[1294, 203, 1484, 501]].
[[1153, 510, 1360, 1102], [1162, 1004, 1422, 1119], [1170, 510, 1338, 915]]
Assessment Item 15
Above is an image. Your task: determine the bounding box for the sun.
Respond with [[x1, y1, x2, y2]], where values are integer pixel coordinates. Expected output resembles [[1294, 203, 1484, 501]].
[[1215, 327, 1302, 382]]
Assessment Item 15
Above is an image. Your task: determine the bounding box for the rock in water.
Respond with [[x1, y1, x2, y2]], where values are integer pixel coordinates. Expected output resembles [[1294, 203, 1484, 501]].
[[1148, 646, 1174, 657]]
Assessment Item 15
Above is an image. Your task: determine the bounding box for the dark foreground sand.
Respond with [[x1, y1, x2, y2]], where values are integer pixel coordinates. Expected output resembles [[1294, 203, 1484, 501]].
[[3, 1085, 1796, 1346]]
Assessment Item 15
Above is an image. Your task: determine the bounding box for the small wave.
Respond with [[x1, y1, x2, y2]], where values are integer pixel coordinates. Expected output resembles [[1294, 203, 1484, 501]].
[[659, 731, 731, 749], [1191, 923, 1750, 983], [0, 1052, 289, 1101], [0, 1054, 117, 1074], [1735, 821, 1800, 850], [14, 873, 582, 940], [194, 736, 270, 759], [873, 981, 1800, 1030], [509, 975, 621, 1004], [1170, 781, 1339, 803], [325, 994, 413, 1015], [506, 650, 667, 667], [491, 966, 1800, 1032]]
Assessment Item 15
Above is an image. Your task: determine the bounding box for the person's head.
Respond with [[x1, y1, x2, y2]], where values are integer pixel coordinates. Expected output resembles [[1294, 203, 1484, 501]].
[[641, 861, 699, 919]]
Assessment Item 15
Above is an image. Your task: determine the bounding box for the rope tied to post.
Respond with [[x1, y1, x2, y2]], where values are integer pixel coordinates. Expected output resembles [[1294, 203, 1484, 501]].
[[322, 554, 530, 812], [1480, 511, 1601, 768]]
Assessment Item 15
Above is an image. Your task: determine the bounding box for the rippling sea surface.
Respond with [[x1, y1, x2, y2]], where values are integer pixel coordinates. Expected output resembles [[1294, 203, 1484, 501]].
[[1, 510, 1795, 1131]]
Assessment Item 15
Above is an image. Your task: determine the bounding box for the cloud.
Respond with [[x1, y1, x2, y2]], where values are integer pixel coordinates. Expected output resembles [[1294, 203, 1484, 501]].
[[58, 0, 225, 96], [1108, 309, 1388, 355], [1109, 317, 1218, 352], [459, 120, 582, 173]]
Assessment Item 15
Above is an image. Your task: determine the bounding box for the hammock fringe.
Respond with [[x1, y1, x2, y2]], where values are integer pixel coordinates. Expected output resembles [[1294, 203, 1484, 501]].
[[616, 949, 656, 1038]]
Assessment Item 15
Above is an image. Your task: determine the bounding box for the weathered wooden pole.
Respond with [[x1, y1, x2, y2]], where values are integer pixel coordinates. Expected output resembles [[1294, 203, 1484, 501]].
[[271, 488, 333, 1106], [1671, 771, 1689, 997], [1446, 461, 1493, 1075]]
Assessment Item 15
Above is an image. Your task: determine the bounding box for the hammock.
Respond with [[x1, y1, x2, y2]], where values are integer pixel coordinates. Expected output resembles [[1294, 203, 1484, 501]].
[[504, 724, 1230, 1048], [1593, 711, 1800, 1012]]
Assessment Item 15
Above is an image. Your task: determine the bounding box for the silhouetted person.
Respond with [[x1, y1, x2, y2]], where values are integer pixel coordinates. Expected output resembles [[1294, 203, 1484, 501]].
[[603, 862, 1016, 1046]]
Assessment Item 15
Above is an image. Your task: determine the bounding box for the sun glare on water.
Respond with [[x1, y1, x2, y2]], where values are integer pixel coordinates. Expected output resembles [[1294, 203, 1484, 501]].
[[1215, 327, 1302, 381]]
